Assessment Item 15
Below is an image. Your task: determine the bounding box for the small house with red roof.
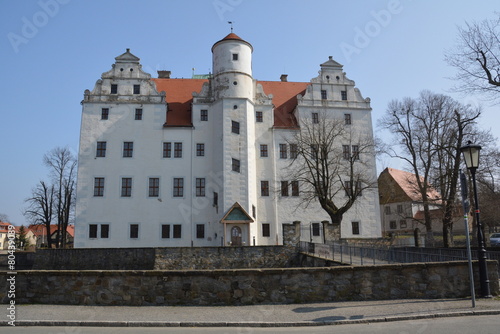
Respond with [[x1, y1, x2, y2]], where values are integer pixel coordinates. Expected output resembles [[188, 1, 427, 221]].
[[28, 224, 75, 248], [75, 33, 381, 248]]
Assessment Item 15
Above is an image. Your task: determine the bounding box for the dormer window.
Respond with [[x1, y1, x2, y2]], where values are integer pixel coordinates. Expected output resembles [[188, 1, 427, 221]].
[[232, 53, 238, 61], [111, 84, 118, 94], [133, 85, 140, 94]]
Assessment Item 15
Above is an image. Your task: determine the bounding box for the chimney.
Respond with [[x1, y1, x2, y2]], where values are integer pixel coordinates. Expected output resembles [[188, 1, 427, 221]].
[[280, 74, 288, 82], [157, 70, 171, 79]]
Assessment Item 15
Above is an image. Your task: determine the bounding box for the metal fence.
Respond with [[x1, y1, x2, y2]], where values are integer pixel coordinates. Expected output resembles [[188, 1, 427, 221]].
[[299, 241, 500, 266]]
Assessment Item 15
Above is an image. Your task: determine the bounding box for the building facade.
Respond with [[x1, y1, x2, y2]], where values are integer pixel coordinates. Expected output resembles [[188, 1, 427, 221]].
[[74, 33, 381, 248]]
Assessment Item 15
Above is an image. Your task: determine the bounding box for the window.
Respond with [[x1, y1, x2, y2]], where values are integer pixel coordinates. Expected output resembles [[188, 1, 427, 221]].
[[101, 224, 109, 238], [213, 192, 218, 207], [345, 180, 362, 196], [260, 144, 268, 157], [256, 111, 263, 122], [345, 180, 352, 196], [129, 224, 139, 239], [200, 109, 208, 121], [110, 84, 117, 94], [94, 177, 105, 197], [232, 158, 240, 173], [343, 145, 350, 160], [252, 205, 256, 219], [149, 178, 159, 197], [161, 224, 170, 239], [121, 178, 132, 197], [123, 142, 133, 158], [96, 141, 106, 157], [397, 204, 403, 214], [89, 224, 98, 238], [385, 206, 391, 215], [321, 89, 327, 100], [400, 220, 407, 228], [173, 178, 184, 197], [133, 84, 140, 94], [356, 181, 362, 196], [232, 53, 238, 61], [281, 181, 289, 197], [262, 223, 270, 237], [101, 108, 109, 120], [291, 181, 299, 196], [279, 144, 287, 159], [290, 144, 298, 159], [312, 112, 319, 124], [311, 144, 319, 160], [196, 224, 205, 239], [312, 223, 320, 236], [174, 142, 182, 158], [163, 142, 171, 158], [390, 220, 397, 229], [173, 224, 182, 238], [232, 120, 240, 134], [352, 221, 360, 235], [344, 113, 351, 125], [261, 181, 269, 196], [341, 90, 347, 100], [352, 145, 359, 160], [135, 108, 142, 120], [196, 178, 205, 197], [196, 143, 205, 157]]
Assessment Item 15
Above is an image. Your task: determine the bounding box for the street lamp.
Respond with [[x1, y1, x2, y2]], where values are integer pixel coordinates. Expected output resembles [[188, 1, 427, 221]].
[[460, 141, 492, 298]]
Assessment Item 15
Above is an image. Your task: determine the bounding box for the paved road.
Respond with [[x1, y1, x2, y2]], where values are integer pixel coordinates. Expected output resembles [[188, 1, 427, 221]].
[[2, 315, 500, 334]]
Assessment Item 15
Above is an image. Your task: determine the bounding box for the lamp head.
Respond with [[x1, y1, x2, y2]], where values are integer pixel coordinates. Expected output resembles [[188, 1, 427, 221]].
[[460, 140, 481, 170]]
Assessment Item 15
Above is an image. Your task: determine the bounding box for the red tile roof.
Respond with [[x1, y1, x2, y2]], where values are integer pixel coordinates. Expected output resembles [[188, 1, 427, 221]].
[[152, 78, 309, 128], [383, 168, 441, 203], [28, 224, 75, 237]]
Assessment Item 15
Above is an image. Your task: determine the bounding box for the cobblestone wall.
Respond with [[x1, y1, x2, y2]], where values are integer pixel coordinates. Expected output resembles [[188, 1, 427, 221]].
[[2, 261, 497, 306]]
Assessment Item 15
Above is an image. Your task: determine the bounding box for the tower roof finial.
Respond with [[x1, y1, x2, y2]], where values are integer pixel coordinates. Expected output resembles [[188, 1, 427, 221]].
[[228, 21, 234, 33]]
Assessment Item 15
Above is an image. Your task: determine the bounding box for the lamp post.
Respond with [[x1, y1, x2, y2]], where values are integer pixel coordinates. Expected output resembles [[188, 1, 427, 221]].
[[460, 141, 492, 298]]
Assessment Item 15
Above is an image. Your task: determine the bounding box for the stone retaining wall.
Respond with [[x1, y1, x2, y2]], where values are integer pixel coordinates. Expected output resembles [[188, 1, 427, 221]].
[[2, 261, 497, 306]]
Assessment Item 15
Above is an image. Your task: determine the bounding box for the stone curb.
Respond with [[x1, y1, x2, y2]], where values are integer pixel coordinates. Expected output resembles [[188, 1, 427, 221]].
[[3, 309, 500, 327]]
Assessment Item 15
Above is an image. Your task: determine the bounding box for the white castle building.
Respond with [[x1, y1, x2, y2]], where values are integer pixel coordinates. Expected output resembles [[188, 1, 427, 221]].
[[74, 33, 381, 248]]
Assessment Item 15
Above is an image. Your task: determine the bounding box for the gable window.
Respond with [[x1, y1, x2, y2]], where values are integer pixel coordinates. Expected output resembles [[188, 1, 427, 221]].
[[163, 142, 171, 158], [89, 224, 98, 238], [200, 109, 208, 121], [94, 177, 105, 197], [149, 178, 159, 197], [352, 221, 360, 235], [173, 178, 184, 197], [262, 223, 270, 237], [173, 224, 182, 238], [110, 84, 118, 94], [261, 181, 269, 196], [256, 111, 263, 122], [123, 142, 133, 158], [260, 144, 268, 157], [281, 181, 289, 197], [196, 224, 205, 239], [161, 224, 170, 238], [129, 224, 139, 239], [232, 120, 240, 134], [196, 178, 205, 197], [321, 89, 327, 100], [344, 113, 351, 125], [135, 108, 143, 120], [279, 144, 287, 159], [341, 90, 347, 100], [101, 224, 109, 238], [291, 181, 299, 196], [397, 204, 403, 213], [96, 141, 107, 157], [133, 84, 140, 94], [232, 53, 238, 61], [101, 108, 109, 120], [343, 145, 350, 160], [174, 142, 182, 158], [290, 144, 298, 159], [121, 178, 132, 197], [196, 143, 205, 157], [232, 158, 240, 173], [312, 112, 319, 124], [312, 223, 320, 236]]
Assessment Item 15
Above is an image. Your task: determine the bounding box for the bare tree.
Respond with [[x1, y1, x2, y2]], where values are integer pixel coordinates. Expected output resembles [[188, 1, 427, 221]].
[[23, 181, 54, 248], [0, 213, 9, 222], [43, 147, 77, 248], [446, 13, 500, 103], [286, 113, 377, 232]]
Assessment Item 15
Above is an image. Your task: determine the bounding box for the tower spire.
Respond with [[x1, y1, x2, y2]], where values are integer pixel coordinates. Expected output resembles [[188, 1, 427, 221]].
[[228, 21, 234, 33]]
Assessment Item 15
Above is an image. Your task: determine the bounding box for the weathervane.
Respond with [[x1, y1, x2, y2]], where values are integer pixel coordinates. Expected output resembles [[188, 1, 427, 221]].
[[228, 21, 234, 33]]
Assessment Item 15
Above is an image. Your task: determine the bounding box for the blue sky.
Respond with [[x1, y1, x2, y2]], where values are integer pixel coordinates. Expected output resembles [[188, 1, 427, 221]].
[[1, 0, 498, 226]]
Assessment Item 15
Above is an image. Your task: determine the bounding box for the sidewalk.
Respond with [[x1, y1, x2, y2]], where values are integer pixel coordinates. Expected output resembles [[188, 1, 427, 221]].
[[9, 298, 500, 327]]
